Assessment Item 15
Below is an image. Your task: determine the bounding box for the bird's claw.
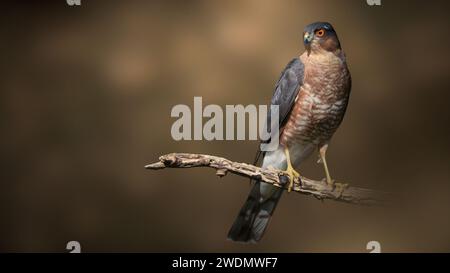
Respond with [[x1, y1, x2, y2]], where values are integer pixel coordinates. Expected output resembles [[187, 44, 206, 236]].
[[282, 165, 300, 193], [334, 182, 348, 198], [322, 178, 348, 198], [322, 177, 335, 186]]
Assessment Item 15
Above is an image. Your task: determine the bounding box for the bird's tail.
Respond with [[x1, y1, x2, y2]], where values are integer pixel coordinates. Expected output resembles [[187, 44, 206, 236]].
[[227, 181, 283, 243]]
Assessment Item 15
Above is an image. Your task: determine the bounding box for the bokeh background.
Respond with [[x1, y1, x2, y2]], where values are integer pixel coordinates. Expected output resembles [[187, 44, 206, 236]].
[[1, 0, 450, 252]]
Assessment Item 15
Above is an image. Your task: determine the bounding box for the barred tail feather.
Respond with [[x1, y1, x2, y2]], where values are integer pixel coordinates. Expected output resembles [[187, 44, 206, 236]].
[[227, 181, 283, 243]]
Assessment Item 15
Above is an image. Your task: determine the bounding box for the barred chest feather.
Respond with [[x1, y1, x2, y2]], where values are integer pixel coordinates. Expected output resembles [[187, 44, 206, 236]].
[[280, 51, 351, 148]]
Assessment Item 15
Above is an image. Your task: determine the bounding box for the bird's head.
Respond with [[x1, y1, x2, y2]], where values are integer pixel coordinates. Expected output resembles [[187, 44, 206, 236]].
[[303, 22, 341, 56]]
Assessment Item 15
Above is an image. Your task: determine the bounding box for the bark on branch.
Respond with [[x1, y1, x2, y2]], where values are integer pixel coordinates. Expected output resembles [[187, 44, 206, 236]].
[[145, 153, 390, 206]]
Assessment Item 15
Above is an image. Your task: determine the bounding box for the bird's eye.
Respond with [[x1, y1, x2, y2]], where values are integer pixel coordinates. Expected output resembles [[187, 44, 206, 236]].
[[316, 29, 325, 37]]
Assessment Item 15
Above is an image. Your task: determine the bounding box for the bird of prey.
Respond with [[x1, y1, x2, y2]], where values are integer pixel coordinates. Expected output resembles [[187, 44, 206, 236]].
[[228, 22, 352, 243]]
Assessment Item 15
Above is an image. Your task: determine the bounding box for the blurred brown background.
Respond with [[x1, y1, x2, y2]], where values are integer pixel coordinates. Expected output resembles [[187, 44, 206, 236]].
[[1, 0, 450, 252]]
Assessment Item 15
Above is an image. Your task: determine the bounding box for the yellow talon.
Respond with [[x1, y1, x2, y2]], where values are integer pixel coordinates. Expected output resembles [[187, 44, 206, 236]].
[[282, 147, 301, 192], [334, 182, 349, 198], [318, 144, 350, 197]]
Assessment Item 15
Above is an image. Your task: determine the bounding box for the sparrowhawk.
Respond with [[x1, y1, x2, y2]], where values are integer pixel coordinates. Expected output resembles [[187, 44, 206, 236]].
[[228, 22, 352, 243]]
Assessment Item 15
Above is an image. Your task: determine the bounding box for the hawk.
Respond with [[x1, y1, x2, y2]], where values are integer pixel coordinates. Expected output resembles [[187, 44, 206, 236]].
[[228, 22, 352, 243]]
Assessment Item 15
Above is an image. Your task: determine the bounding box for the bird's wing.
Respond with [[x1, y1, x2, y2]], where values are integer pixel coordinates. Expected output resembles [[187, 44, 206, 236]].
[[254, 57, 305, 165]]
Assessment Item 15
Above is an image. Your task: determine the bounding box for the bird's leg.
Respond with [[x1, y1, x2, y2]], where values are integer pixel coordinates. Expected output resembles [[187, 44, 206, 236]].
[[282, 147, 300, 192], [319, 144, 333, 186], [319, 144, 348, 196]]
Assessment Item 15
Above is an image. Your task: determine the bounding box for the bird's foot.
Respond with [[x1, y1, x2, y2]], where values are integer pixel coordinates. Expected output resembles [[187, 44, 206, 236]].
[[324, 177, 334, 187], [322, 178, 348, 198], [282, 164, 301, 193], [333, 181, 348, 198], [335, 182, 348, 198]]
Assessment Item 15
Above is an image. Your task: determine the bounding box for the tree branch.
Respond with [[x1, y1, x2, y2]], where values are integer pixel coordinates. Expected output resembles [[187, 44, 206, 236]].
[[145, 153, 390, 206]]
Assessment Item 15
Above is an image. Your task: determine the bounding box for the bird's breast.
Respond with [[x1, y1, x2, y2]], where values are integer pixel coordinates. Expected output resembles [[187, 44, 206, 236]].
[[280, 59, 351, 149]]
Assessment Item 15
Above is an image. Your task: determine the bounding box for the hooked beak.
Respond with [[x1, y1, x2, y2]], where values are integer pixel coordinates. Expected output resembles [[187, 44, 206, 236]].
[[303, 32, 313, 55]]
